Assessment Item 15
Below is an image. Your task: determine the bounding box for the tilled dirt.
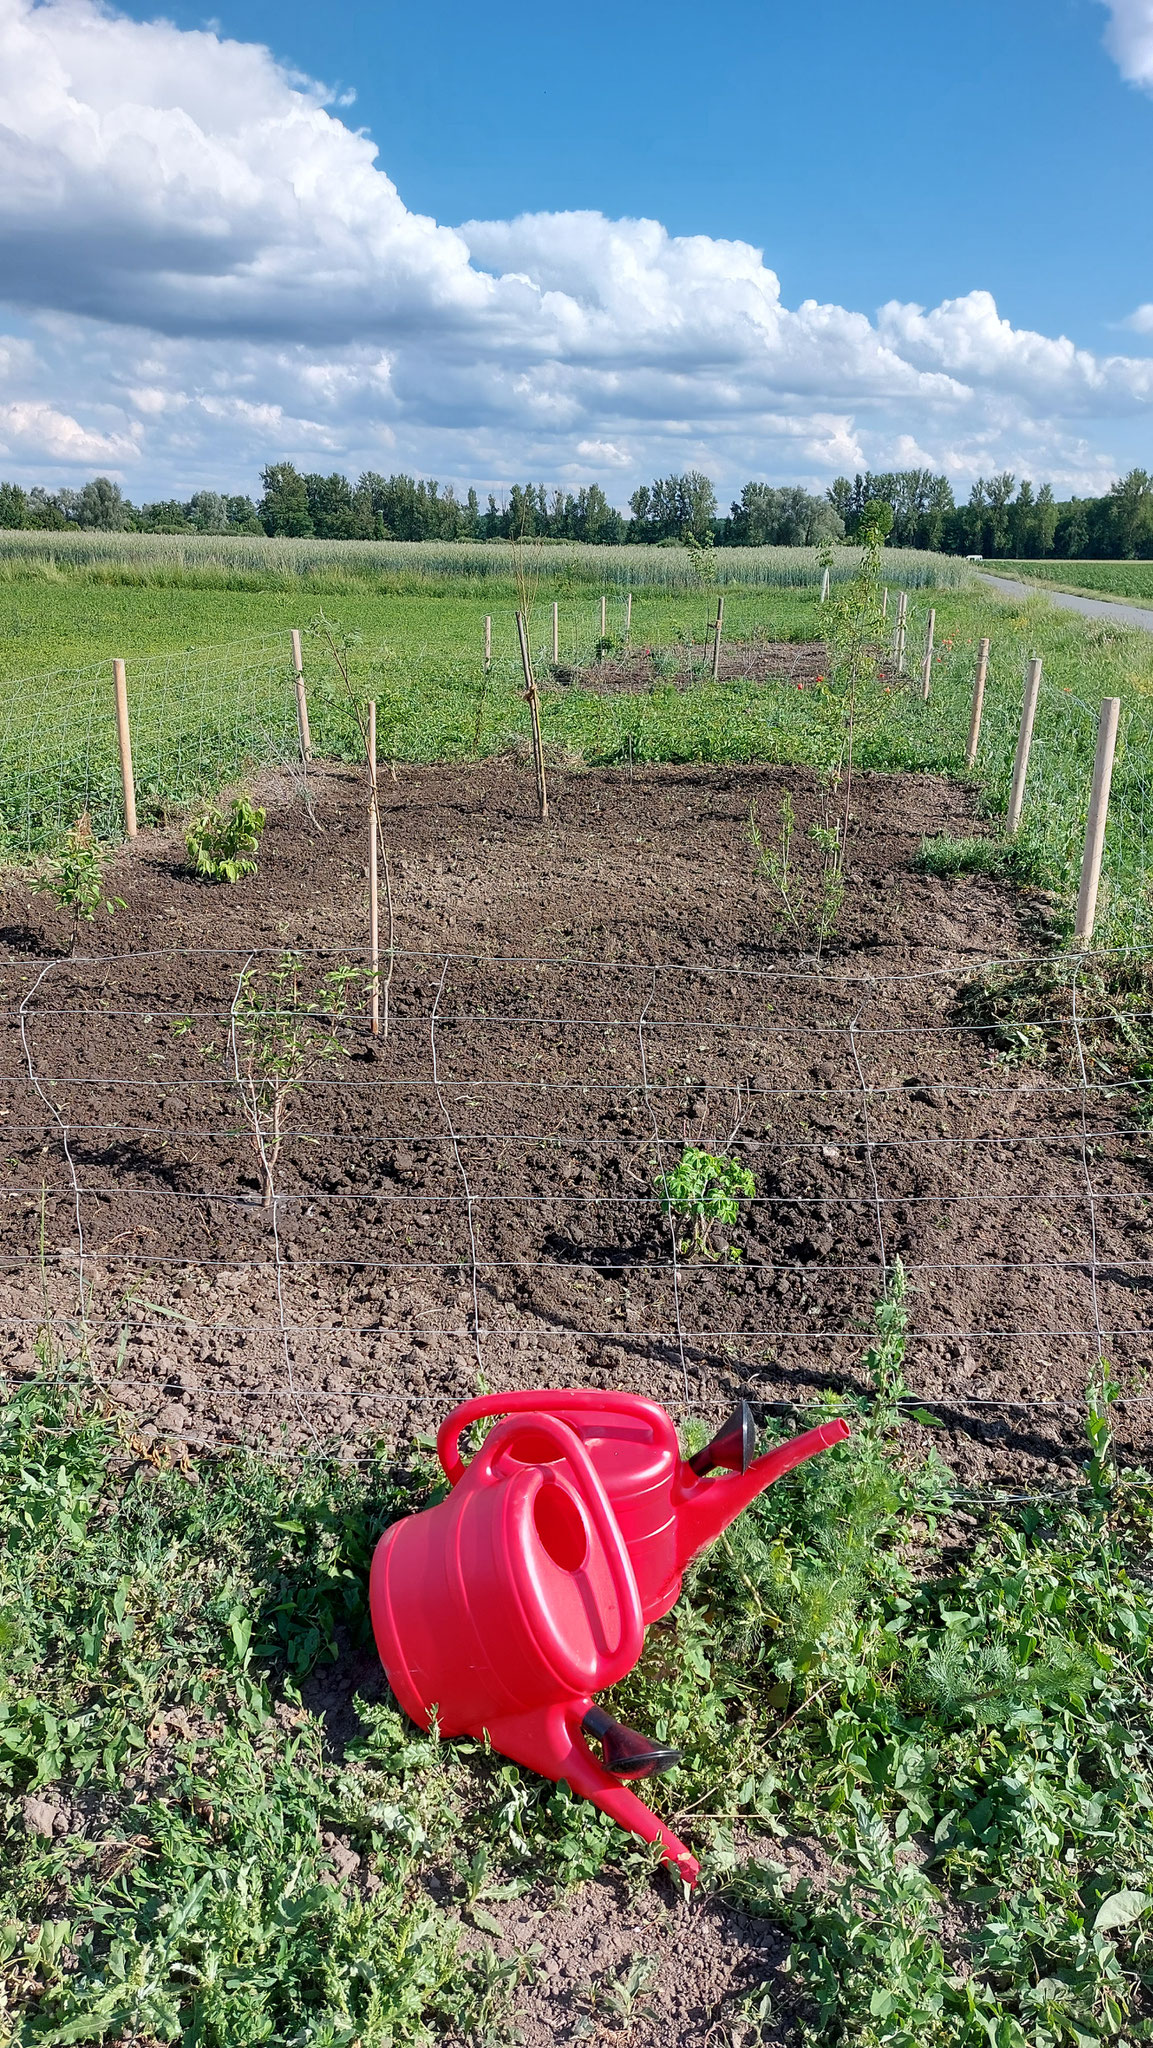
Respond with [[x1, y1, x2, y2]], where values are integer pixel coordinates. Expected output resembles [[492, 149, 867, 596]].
[[550, 637, 827, 692], [4, 754, 1151, 2044], [3, 757, 1147, 1488]]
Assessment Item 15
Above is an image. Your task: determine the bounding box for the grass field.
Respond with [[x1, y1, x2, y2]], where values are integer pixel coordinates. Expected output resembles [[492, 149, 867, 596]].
[[993, 561, 1153, 605], [0, 532, 969, 613], [3, 547, 1151, 948]]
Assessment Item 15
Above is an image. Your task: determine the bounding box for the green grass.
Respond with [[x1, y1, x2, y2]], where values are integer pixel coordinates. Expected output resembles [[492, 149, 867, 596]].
[[914, 834, 1045, 886], [3, 558, 1153, 948], [4, 1293, 1152, 2046], [991, 562, 1153, 606]]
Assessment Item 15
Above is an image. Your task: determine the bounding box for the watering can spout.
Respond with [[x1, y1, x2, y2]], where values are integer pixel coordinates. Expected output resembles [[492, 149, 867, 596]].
[[674, 1412, 851, 1569], [483, 1701, 700, 1886]]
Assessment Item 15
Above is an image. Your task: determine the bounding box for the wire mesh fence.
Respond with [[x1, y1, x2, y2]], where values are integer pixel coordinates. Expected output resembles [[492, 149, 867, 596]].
[[5, 596, 1152, 957], [0, 634, 302, 857], [3, 941, 1149, 1505]]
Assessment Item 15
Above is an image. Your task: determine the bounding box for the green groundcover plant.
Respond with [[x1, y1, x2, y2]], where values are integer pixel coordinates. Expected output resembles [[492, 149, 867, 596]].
[[3, 1279, 1152, 2045]]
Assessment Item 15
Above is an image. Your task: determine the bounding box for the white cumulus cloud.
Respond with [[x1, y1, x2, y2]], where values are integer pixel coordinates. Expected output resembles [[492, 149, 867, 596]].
[[0, 0, 1149, 499], [1100, 0, 1153, 89]]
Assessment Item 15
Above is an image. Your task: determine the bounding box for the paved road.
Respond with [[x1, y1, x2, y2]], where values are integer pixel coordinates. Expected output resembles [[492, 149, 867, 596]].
[[978, 570, 1153, 633]]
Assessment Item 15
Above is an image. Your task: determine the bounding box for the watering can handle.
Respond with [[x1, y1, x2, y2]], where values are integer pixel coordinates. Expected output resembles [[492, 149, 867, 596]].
[[438, 1388, 679, 1488], [479, 1411, 645, 1675]]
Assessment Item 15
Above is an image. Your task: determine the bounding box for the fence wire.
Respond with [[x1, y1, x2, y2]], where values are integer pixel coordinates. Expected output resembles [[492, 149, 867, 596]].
[[2, 943, 1149, 1506]]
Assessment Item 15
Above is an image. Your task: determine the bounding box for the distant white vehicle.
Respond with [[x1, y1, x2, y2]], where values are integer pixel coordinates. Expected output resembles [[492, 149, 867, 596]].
[[966, 552, 984, 561]]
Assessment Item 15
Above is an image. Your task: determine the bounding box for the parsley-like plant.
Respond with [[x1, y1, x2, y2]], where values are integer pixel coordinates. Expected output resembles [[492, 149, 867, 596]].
[[654, 1145, 755, 1259]]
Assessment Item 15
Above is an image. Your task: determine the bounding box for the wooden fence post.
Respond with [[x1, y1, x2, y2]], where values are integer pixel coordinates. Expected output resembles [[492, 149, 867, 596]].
[[1007, 657, 1043, 835], [484, 615, 492, 671], [290, 629, 311, 761], [1075, 697, 1121, 943], [965, 638, 990, 768], [895, 591, 908, 676], [882, 587, 889, 620], [625, 591, 632, 643], [552, 601, 559, 663], [819, 566, 830, 604], [368, 701, 379, 1036], [112, 659, 137, 839], [919, 608, 936, 701], [711, 595, 724, 681], [516, 611, 548, 820], [600, 593, 607, 640]]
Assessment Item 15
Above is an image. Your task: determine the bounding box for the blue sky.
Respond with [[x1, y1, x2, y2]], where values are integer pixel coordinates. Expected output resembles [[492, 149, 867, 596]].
[[118, 0, 1149, 346], [1, 0, 1152, 501]]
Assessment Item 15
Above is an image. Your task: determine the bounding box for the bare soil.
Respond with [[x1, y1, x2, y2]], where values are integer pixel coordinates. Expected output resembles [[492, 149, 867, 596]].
[[3, 756, 1146, 1487], [3, 755, 1150, 2045], [550, 637, 827, 692]]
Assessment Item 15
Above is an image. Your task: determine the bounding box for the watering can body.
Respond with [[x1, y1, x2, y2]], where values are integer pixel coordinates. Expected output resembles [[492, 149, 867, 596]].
[[370, 1408, 701, 1881], [437, 1388, 850, 1623], [372, 1390, 850, 1884]]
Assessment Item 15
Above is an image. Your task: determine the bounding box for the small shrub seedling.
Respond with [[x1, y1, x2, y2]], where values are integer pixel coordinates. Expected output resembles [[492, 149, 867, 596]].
[[747, 796, 844, 954], [654, 1145, 755, 1257], [185, 792, 266, 882], [41, 813, 125, 951], [232, 951, 366, 1204]]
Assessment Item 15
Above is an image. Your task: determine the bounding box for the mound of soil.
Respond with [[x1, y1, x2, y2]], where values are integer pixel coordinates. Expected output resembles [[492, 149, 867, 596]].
[[2, 759, 1146, 1492], [550, 636, 826, 692]]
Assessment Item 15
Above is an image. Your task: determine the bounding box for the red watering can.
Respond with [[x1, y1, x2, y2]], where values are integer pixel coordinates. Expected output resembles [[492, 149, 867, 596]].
[[372, 1390, 850, 1883], [370, 1407, 701, 1881], [438, 1389, 851, 1624]]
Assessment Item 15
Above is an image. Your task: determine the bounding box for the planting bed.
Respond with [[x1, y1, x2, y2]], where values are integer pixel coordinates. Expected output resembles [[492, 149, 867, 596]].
[[3, 758, 1152, 2047], [549, 636, 828, 691], [2, 759, 1148, 1489]]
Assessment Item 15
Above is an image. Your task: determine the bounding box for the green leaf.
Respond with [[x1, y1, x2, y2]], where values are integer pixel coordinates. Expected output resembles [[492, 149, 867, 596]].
[[1093, 1889, 1149, 1933], [907, 1407, 944, 1428], [469, 1905, 505, 1937]]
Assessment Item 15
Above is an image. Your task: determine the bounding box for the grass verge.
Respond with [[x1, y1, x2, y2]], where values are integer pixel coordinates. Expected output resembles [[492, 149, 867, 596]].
[[991, 563, 1153, 607]]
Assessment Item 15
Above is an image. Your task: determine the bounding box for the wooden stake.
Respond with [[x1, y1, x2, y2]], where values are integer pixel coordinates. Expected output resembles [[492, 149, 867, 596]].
[[625, 590, 632, 643], [895, 591, 908, 676], [919, 608, 936, 701], [600, 593, 607, 639], [1007, 657, 1043, 836], [1075, 697, 1121, 943], [882, 587, 889, 620], [368, 700, 379, 1036], [552, 600, 559, 663], [290, 628, 311, 760], [711, 594, 724, 682], [965, 638, 990, 769], [484, 614, 492, 671], [112, 659, 137, 838], [516, 610, 548, 820], [819, 566, 830, 604]]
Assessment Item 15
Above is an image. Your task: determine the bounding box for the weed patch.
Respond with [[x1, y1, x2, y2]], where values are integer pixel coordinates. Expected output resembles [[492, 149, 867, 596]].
[[956, 951, 1153, 1119], [4, 1324, 1152, 2045], [915, 832, 1048, 888]]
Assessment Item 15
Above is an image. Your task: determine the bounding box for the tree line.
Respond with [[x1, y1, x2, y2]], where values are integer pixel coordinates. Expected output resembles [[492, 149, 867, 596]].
[[2, 459, 1152, 557], [0, 464, 840, 547], [828, 467, 1153, 558]]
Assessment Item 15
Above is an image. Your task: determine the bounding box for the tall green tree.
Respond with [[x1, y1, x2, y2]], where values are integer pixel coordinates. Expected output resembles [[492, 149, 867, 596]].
[[259, 462, 313, 537], [0, 482, 29, 528]]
